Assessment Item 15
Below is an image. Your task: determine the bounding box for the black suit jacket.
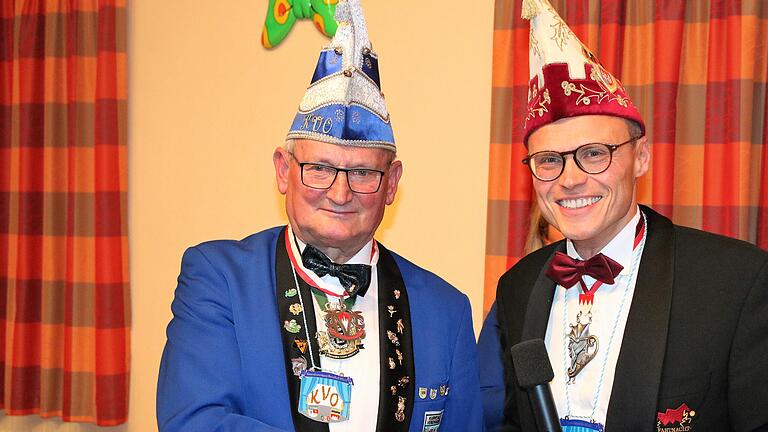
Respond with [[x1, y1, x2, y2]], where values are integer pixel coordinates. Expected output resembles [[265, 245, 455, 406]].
[[495, 206, 768, 432]]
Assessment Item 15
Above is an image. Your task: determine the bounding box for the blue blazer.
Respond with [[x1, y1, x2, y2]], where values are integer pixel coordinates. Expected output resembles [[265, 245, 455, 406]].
[[157, 227, 483, 431]]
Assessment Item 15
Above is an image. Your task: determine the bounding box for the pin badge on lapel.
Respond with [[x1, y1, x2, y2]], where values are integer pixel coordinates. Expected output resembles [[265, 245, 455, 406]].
[[289, 303, 303, 315], [423, 410, 444, 432], [419, 387, 427, 399], [395, 396, 406, 422], [387, 330, 400, 346], [284, 319, 301, 333], [657, 403, 696, 432], [429, 388, 437, 400], [291, 357, 307, 376], [293, 338, 308, 353]]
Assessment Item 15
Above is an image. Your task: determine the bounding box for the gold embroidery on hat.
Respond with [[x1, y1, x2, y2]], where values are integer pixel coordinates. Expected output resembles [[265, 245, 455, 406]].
[[527, 83, 538, 103], [549, 9, 573, 50], [588, 64, 623, 96], [521, 0, 539, 20], [526, 88, 551, 125], [530, 30, 542, 59], [561, 80, 628, 108]]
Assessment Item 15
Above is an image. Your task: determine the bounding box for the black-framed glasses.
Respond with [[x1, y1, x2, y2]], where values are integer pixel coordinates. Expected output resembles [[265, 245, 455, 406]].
[[296, 161, 386, 194], [522, 137, 638, 182]]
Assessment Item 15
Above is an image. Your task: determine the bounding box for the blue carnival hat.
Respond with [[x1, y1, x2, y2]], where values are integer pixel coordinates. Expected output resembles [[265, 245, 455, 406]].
[[286, 0, 395, 152]]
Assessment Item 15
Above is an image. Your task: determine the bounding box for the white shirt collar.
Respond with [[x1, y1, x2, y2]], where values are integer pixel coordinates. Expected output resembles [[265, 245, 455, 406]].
[[289, 226, 375, 266], [566, 206, 641, 276], [287, 225, 379, 296]]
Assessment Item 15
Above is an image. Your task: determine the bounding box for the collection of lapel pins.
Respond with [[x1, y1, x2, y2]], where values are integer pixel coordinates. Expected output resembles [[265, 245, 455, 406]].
[[386, 300, 409, 423], [284, 251, 415, 424], [417, 384, 449, 400]]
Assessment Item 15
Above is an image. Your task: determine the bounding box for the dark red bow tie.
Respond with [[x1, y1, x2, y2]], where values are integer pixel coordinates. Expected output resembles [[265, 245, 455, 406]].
[[546, 251, 624, 288]]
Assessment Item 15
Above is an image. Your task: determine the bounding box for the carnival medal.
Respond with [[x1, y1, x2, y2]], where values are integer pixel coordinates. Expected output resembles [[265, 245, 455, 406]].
[[298, 369, 354, 423], [566, 311, 599, 382], [316, 298, 366, 359]]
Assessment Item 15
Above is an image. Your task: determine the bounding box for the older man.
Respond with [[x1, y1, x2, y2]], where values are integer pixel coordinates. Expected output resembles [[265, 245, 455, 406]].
[[156, 1, 482, 431], [481, 1, 768, 431]]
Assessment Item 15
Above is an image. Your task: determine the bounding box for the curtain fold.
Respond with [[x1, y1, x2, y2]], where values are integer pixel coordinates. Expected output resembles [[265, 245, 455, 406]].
[[0, 0, 129, 425], [484, 0, 768, 315]]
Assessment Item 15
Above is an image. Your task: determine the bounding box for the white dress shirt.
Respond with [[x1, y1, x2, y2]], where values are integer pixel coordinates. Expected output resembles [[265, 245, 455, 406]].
[[288, 228, 380, 432], [544, 208, 646, 425]]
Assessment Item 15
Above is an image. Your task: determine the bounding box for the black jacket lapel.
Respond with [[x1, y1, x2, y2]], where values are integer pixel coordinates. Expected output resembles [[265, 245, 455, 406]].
[[515, 242, 563, 431], [375, 244, 415, 432], [275, 227, 329, 432], [605, 206, 674, 430], [521, 241, 564, 341]]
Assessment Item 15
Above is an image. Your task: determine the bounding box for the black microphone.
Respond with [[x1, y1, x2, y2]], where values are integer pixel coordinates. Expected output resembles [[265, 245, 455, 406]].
[[510, 339, 562, 432]]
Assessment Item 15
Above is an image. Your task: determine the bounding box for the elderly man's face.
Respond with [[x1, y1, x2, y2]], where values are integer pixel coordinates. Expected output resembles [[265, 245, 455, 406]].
[[274, 139, 402, 261], [527, 115, 649, 258]]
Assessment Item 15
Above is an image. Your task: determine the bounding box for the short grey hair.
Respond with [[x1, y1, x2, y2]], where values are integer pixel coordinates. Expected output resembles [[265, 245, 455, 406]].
[[282, 139, 397, 164], [283, 140, 296, 153]]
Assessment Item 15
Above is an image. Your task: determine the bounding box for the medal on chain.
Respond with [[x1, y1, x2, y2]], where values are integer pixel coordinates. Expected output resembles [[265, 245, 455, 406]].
[[315, 291, 367, 359], [561, 213, 647, 429], [566, 310, 599, 382], [287, 263, 356, 424]]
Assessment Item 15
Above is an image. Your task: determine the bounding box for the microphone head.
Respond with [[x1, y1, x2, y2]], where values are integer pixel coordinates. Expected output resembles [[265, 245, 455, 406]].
[[510, 339, 555, 389]]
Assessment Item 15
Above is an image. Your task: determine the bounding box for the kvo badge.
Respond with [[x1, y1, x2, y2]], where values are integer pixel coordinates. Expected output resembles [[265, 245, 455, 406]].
[[298, 370, 353, 423], [656, 403, 696, 432]]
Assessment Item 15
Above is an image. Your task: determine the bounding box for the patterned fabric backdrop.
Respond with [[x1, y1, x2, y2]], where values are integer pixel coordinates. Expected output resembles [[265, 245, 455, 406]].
[[484, 0, 768, 314], [0, 0, 129, 425]]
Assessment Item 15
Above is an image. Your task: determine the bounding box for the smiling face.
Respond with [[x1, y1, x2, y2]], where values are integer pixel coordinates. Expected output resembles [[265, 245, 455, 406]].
[[527, 115, 649, 258], [273, 139, 402, 262]]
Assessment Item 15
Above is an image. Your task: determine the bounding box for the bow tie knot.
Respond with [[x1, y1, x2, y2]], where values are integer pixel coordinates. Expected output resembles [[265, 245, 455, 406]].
[[301, 244, 372, 297], [546, 251, 624, 289], [325, 262, 344, 277]]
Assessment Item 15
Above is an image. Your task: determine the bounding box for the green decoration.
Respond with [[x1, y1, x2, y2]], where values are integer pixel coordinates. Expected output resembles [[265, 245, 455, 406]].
[[261, 0, 338, 48]]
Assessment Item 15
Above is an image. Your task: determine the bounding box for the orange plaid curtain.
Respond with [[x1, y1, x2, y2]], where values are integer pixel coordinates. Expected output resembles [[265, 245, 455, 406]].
[[484, 0, 768, 314], [0, 0, 129, 425]]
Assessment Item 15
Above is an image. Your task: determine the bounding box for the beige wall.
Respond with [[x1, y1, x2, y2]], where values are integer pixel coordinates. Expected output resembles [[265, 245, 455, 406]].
[[0, 1, 494, 430]]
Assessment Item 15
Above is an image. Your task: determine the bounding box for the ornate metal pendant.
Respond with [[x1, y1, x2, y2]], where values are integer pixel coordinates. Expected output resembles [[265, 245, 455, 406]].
[[316, 300, 366, 359], [566, 311, 599, 383]]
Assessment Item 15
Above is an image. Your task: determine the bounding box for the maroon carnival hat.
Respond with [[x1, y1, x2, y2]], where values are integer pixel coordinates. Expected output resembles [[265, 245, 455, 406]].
[[522, 0, 645, 144]]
